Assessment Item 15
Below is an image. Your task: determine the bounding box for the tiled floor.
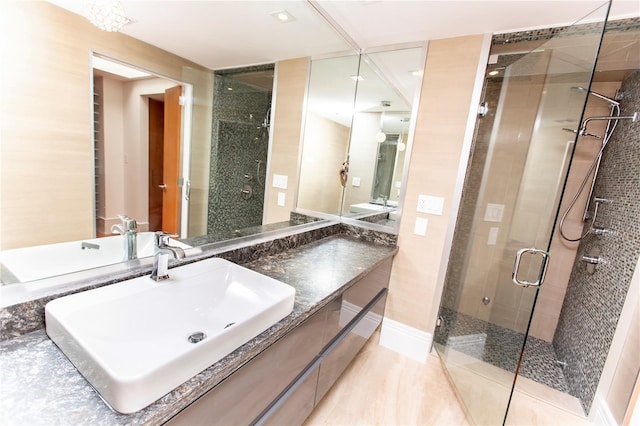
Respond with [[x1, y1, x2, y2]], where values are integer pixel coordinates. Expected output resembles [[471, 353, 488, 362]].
[[305, 329, 589, 425], [304, 332, 471, 425]]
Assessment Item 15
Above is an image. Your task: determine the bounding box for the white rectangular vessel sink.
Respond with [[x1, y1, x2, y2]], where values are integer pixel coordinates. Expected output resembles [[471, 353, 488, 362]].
[[45, 258, 295, 414]]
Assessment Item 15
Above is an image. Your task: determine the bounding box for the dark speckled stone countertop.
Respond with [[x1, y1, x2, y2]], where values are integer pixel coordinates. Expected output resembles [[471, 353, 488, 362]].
[[0, 235, 396, 425]]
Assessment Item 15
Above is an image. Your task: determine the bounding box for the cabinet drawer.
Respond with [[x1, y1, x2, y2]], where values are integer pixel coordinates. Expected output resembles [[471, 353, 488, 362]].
[[257, 361, 320, 426], [315, 290, 387, 403], [321, 257, 392, 351]]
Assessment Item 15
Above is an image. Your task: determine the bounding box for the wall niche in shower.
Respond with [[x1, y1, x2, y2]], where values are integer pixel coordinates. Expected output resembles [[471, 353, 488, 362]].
[[207, 65, 274, 237]]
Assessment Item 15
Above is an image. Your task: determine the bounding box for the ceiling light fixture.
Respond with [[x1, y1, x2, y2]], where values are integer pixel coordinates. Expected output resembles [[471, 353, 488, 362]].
[[411, 70, 423, 77], [488, 70, 500, 76], [85, 0, 130, 32], [270, 10, 296, 23], [350, 75, 364, 81]]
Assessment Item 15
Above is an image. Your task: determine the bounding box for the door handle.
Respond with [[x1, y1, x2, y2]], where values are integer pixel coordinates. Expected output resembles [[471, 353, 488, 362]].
[[158, 184, 167, 189], [512, 248, 549, 288]]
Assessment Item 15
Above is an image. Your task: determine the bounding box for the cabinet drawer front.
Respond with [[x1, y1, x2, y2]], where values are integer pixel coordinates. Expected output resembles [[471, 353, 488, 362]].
[[258, 363, 320, 426], [315, 290, 387, 403], [321, 258, 392, 350]]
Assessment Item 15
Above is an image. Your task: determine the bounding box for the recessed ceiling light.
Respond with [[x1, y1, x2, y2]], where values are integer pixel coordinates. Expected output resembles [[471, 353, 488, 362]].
[[488, 70, 500, 76], [227, 87, 233, 91], [410, 70, 423, 77], [350, 75, 364, 81], [270, 10, 296, 23]]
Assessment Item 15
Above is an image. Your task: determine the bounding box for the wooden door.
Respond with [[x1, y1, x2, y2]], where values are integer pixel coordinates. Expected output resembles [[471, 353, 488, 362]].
[[148, 98, 164, 231], [162, 85, 182, 234]]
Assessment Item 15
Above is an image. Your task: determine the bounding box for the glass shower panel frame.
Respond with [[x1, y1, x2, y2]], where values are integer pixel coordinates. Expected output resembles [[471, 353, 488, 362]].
[[434, 3, 611, 425]]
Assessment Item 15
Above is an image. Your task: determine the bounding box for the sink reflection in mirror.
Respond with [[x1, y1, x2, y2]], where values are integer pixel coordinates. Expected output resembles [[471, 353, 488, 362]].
[[45, 258, 295, 414], [0, 232, 191, 284]]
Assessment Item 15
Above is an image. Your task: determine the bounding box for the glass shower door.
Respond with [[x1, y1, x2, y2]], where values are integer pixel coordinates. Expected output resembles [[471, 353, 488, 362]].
[[433, 3, 610, 424]]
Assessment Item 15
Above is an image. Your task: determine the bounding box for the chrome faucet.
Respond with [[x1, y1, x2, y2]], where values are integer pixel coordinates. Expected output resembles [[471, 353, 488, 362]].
[[111, 214, 138, 261], [150, 231, 185, 281], [380, 194, 389, 208]]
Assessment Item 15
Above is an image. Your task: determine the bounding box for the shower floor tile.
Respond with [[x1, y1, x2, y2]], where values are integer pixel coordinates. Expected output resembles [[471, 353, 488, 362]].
[[436, 308, 569, 393]]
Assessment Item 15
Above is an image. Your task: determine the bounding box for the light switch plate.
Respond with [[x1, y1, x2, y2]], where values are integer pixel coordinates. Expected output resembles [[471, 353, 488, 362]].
[[484, 203, 505, 222], [352, 177, 361, 187], [277, 192, 286, 206], [414, 217, 428, 236], [272, 174, 288, 189], [417, 195, 444, 215]]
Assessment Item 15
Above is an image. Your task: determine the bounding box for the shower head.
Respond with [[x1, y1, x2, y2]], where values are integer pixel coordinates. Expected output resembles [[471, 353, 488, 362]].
[[570, 86, 620, 107]]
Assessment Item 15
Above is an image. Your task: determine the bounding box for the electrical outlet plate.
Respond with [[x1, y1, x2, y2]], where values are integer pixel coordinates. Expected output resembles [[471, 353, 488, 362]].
[[414, 217, 428, 236], [487, 227, 499, 245]]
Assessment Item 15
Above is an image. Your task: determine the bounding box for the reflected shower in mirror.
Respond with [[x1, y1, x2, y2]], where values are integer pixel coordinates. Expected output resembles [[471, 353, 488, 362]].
[[297, 46, 424, 229], [342, 47, 424, 228]]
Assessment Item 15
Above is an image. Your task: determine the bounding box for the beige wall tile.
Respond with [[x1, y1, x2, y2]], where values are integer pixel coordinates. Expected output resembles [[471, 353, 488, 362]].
[[297, 113, 349, 214], [0, 2, 213, 249], [384, 34, 487, 331], [264, 57, 309, 224]]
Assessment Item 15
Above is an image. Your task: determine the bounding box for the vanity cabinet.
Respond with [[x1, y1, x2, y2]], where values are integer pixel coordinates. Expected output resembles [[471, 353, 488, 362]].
[[165, 307, 328, 426], [166, 257, 392, 426]]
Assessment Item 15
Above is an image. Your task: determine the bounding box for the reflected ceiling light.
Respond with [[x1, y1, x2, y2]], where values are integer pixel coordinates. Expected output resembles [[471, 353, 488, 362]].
[[84, 0, 131, 32], [270, 10, 296, 23], [350, 75, 364, 81], [488, 70, 500, 76], [92, 56, 151, 79]]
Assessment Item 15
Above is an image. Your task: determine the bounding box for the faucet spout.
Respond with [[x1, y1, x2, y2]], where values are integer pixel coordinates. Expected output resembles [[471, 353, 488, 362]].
[[111, 214, 138, 261], [150, 231, 185, 281]]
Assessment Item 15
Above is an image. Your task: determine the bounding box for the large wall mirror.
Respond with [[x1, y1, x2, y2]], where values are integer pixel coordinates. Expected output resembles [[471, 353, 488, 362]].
[[297, 46, 425, 230], [0, 1, 423, 289], [0, 1, 354, 287]]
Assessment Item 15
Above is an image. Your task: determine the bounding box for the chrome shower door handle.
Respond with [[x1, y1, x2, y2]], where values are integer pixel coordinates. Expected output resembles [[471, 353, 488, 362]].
[[511, 248, 550, 288]]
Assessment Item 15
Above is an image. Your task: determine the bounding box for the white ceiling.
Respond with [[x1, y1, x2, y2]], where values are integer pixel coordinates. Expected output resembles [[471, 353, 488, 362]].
[[48, 0, 639, 71]]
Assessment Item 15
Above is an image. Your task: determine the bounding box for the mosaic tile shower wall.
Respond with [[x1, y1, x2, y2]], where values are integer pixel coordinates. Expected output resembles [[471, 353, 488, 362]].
[[207, 65, 274, 237], [553, 70, 640, 413]]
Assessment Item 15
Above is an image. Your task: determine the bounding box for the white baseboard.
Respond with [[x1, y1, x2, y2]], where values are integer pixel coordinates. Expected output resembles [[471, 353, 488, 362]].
[[591, 397, 617, 426], [379, 317, 432, 364]]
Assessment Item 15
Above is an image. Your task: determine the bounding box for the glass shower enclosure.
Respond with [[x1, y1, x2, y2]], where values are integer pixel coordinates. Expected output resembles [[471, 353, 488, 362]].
[[434, 3, 611, 424]]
